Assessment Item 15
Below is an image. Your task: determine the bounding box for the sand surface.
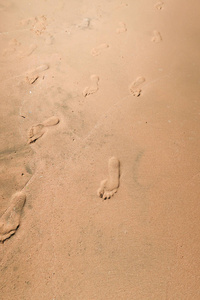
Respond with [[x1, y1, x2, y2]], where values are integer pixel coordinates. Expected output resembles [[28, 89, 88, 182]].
[[0, 0, 200, 299]]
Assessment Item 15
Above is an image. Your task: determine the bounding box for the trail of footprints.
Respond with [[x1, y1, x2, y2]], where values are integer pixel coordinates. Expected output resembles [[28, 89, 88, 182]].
[[1, 2, 163, 242], [0, 155, 121, 242], [153, 1, 163, 41]]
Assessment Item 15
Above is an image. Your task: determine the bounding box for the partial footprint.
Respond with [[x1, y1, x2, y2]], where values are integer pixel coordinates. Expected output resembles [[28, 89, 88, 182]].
[[91, 43, 109, 56], [23, 44, 37, 57], [28, 116, 59, 144], [3, 40, 37, 60], [155, 1, 164, 10], [3, 38, 21, 57], [32, 16, 47, 35], [18, 43, 38, 59], [77, 18, 90, 29], [97, 157, 120, 200], [26, 63, 49, 84], [0, 192, 26, 242], [116, 22, 127, 33], [129, 76, 145, 97], [9, 38, 21, 48], [28, 124, 46, 143], [0, 0, 12, 11], [151, 30, 162, 43], [35, 64, 49, 73], [20, 17, 35, 27], [45, 34, 54, 45], [116, 2, 128, 9], [83, 75, 99, 97], [20, 16, 47, 35]]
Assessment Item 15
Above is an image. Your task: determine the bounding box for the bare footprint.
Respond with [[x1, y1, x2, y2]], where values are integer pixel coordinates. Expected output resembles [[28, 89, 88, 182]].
[[117, 2, 128, 9], [129, 76, 145, 97], [28, 116, 60, 144], [97, 157, 120, 200], [26, 63, 49, 84], [116, 22, 127, 33], [83, 75, 99, 97], [91, 43, 109, 56], [32, 15, 47, 35], [45, 34, 54, 45], [0, 0, 13, 12], [20, 17, 34, 26], [20, 16, 47, 35], [155, 1, 164, 10], [4, 40, 37, 61], [151, 30, 162, 43], [33, 64, 49, 73], [77, 18, 91, 29], [3, 38, 21, 57], [22, 44, 37, 57], [0, 192, 26, 243]]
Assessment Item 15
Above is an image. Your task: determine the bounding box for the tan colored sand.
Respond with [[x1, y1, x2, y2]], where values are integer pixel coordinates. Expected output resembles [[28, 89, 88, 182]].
[[0, 0, 200, 299]]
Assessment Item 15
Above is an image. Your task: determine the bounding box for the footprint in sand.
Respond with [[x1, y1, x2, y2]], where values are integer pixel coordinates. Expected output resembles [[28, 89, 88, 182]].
[[3, 40, 37, 60], [14, 44, 38, 60], [22, 44, 37, 57], [28, 116, 60, 144], [91, 43, 109, 56], [0, 0, 13, 11], [20, 16, 47, 35], [45, 34, 54, 45], [116, 22, 127, 33], [20, 17, 35, 26], [77, 18, 91, 30], [26, 63, 49, 84], [129, 76, 145, 97], [97, 157, 120, 200], [3, 38, 21, 57], [0, 192, 26, 243], [32, 16, 47, 35], [155, 1, 164, 10], [83, 75, 99, 97], [151, 30, 162, 43]]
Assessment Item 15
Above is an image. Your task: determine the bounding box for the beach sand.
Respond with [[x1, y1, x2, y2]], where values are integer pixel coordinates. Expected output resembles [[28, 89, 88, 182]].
[[0, 0, 200, 299]]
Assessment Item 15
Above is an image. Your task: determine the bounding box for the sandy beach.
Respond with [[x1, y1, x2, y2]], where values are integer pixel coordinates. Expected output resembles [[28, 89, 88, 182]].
[[0, 0, 200, 299]]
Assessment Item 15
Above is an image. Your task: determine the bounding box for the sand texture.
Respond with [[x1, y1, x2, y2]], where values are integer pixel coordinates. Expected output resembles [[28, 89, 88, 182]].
[[1, 0, 200, 299]]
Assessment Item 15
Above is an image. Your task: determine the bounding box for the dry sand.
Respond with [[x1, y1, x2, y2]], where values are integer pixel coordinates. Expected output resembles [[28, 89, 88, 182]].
[[0, 0, 200, 299]]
